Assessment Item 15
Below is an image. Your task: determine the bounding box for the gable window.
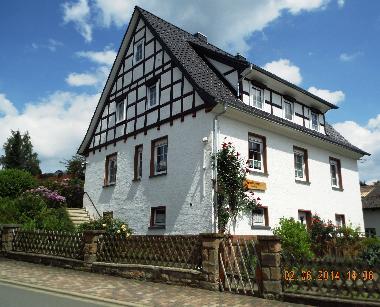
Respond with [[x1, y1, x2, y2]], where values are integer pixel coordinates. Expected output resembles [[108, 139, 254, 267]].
[[284, 100, 293, 120], [250, 86, 263, 109], [335, 214, 345, 227], [148, 83, 159, 108], [150, 206, 166, 228], [311, 111, 319, 131], [293, 146, 309, 182], [248, 134, 267, 173], [134, 41, 143, 63], [252, 207, 269, 227], [104, 153, 117, 186], [330, 157, 342, 189], [298, 210, 312, 229], [116, 100, 125, 123], [151, 136, 168, 176], [134, 145, 143, 180]]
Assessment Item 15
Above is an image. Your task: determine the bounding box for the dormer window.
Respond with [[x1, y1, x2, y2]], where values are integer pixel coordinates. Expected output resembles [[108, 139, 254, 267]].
[[284, 100, 293, 120], [311, 111, 319, 131], [148, 83, 159, 108], [250, 86, 263, 109], [134, 41, 144, 63]]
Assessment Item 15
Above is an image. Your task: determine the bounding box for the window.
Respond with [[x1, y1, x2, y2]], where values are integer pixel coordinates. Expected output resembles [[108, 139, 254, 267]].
[[329, 157, 342, 189], [293, 146, 309, 182], [365, 228, 377, 237], [150, 206, 166, 228], [284, 100, 293, 120], [116, 100, 125, 123], [104, 153, 117, 186], [252, 207, 269, 227], [335, 214, 345, 227], [311, 111, 319, 131], [134, 145, 143, 180], [148, 83, 159, 108], [135, 41, 143, 62], [298, 210, 312, 228], [250, 86, 263, 109], [248, 134, 267, 173], [151, 136, 168, 176]]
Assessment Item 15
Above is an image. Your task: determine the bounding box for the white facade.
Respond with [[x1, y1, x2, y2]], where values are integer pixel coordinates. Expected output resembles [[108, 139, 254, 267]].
[[80, 8, 366, 235]]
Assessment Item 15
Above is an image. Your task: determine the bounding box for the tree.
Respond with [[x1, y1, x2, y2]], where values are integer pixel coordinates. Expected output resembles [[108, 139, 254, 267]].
[[62, 154, 86, 180], [0, 130, 41, 175]]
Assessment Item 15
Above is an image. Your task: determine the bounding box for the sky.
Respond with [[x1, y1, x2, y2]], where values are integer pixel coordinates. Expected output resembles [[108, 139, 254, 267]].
[[0, 0, 379, 182]]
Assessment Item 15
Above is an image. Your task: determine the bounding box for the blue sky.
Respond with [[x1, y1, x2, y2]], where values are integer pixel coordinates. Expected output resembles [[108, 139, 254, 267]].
[[0, 0, 379, 182]]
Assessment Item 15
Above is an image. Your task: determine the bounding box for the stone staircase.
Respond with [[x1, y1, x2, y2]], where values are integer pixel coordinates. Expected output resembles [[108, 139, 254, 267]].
[[66, 208, 91, 226]]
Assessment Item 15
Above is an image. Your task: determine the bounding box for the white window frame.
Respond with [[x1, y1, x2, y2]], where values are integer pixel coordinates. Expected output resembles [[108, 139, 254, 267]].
[[252, 208, 265, 226], [298, 211, 308, 225], [116, 100, 125, 123], [137, 146, 143, 179], [106, 154, 117, 185], [154, 138, 168, 175], [248, 136, 263, 172], [311, 111, 319, 131], [148, 82, 159, 108], [250, 86, 263, 109], [330, 159, 339, 188], [134, 40, 144, 63], [294, 149, 305, 180], [284, 100, 294, 121]]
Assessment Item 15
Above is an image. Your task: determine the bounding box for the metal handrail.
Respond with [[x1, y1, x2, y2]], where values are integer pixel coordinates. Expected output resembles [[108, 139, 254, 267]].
[[83, 191, 101, 218]]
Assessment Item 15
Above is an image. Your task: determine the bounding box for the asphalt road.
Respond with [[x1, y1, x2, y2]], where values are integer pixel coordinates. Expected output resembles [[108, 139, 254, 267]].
[[0, 280, 130, 307]]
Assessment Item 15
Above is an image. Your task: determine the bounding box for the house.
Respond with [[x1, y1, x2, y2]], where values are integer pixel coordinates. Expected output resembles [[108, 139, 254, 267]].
[[78, 7, 369, 235], [361, 183, 380, 237]]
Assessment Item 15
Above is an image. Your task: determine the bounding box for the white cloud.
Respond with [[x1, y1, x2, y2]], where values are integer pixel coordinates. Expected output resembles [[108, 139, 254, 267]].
[[333, 117, 380, 181], [62, 0, 92, 42], [263, 59, 302, 85], [66, 72, 99, 86], [339, 52, 362, 62], [0, 94, 18, 117], [307, 86, 345, 105], [0, 91, 99, 172], [337, 0, 345, 8], [30, 39, 64, 52], [76, 48, 117, 66], [64, 0, 329, 53]]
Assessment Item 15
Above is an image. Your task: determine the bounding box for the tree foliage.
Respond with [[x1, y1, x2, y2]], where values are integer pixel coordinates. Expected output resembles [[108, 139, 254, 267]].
[[62, 154, 86, 180], [0, 169, 37, 198], [0, 130, 41, 175]]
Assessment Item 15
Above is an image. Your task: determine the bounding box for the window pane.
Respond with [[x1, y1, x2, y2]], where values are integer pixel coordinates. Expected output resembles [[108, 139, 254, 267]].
[[252, 208, 264, 224], [156, 143, 167, 173], [311, 112, 318, 130], [285, 102, 293, 120], [149, 85, 156, 106], [155, 209, 165, 225], [330, 163, 337, 186]]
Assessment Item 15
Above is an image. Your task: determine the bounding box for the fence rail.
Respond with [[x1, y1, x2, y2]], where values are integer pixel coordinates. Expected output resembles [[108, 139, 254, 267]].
[[282, 256, 380, 302], [12, 229, 84, 260], [97, 234, 203, 270]]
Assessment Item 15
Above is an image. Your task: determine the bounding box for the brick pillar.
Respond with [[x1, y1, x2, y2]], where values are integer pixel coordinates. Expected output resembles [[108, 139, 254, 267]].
[[257, 235, 282, 299], [1, 224, 21, 254], [83, 230, 105, 267], [199, 233, 224, 291]]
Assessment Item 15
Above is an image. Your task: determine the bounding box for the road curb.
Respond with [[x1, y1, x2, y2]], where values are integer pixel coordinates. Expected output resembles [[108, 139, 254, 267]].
[[0, 277, 146, 307]]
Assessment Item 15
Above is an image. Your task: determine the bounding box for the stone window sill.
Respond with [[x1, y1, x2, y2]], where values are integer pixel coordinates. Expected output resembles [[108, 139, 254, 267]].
[[332, 186, 344, 192], [295, 179, 311, 185], [132, 178, 141, 182], [103, 183, 116, 188], [149, 172, 167, 178], [248, 170, 269, 177], [251, 225, 271, 230], [148, 225, 165, 230]]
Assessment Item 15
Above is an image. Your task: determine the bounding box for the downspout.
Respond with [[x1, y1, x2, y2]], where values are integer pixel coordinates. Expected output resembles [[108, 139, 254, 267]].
[[212, 100, 227, 233]]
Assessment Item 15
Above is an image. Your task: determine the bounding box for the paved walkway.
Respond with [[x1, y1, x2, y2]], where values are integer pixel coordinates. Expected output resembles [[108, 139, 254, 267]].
[[0, 258, 307, 306]]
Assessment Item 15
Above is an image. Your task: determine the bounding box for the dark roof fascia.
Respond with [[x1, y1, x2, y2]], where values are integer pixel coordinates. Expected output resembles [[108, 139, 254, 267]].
[[249, 63, 339, 110], [189, 41, 249, 73], [137, 8, 217, 108], [225, 100, 369, 156], [77, 7, 140, 155]]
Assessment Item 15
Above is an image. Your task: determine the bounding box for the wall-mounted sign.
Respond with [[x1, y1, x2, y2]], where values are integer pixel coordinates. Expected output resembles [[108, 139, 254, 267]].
[[244, 179, 267, 191]]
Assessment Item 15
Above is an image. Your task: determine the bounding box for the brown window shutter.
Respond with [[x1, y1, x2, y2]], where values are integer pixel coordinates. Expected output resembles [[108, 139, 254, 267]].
[[337, 159, 343, 189], [263, 136, 268, 174], [304, 149, 309, 182], [263, 207, 269, 226]]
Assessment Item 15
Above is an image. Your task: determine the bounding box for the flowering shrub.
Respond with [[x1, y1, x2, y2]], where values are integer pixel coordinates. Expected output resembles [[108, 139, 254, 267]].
[[309, 214, 335, 257], [212, 140, 258, 233], [78, 216, 133, 236], [41, 178, 84, 208], [26, 186, 66, 208]]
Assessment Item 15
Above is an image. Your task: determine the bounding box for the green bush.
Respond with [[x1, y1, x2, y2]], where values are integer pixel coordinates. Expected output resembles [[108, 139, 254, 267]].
[[0, 197, 19, 224], [0, 169, 37, 198], [78, 216, 132, 236], [273, 217, 314, 260], [359, 237, 380, 266], [309, 214, 335, 257]]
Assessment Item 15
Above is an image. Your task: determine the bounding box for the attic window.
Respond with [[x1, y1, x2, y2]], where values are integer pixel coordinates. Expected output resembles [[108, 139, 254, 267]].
[[250, 86, 263, 109], [134, 41, 144, 63], [311, 111, 319, 131], [116, 100, 125, 123], [148, 83, 159, 108], [284, 100, 293, 121]]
